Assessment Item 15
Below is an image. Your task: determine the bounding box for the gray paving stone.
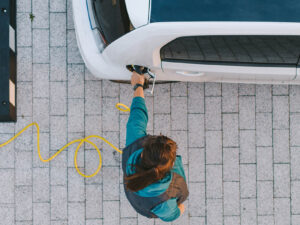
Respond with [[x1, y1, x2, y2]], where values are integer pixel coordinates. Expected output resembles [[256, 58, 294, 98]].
[[0, 169, 14, 203], [272, 85, 289, 96], [50, 13, 67, 47], [274, 198, 290, 225], [33, 63, 49, 98], [50, 185, 67, 220], [68, 98, 84, 133], [102, 80, 120, 98], [145, 96, 154, 131], [101, 131, 120, 166], [0, 204, 14, 225], [33, 0, 49, 28], [50, 116, 67, 149], [206, 131, 222, 164], [241, 199, 257, 225], [171, 131, 188, 164], [273, 96, 289, 129], [85, 115, 102, 138], [239, 96, 255, 130], [67, 0, 74, 29], [190, 217, 205, 225], [33, 29, 50, 63], [17, 82, 33, 116], [205, 82, 221, 96], [68, 203, 85, 225], [17, 13, 32, 47], [121, 218, 137, 225], [15, 151, 32, 185], [17, 0, 31, 12], [240, 164, 256, 198], [224, 182, 240, 215], [120, 114, 129, 149], [154, 84, 170, 114], [223, 148, 239, 181], [257, 181, 273, 215], [256, 113, 272, 147], [224, 216, 240, 225], [67, 30, 83, 63], [50, 82, 67, 115], [292, 215, 300, 225], [16, 185, 32, 220], [16, 222, 34, 225], [239, 84, 255, 96], [291, 147, 300, 180], [240, 130, 256, 163], [0, 134, 14, 169], [33, 167, 49, 202], [102, 97, 119, 132], [50, 151, 67, 185], [33, 132, 50, 168], [274, 164, 290, 198], [205, 97, 221, 130], [103, 167, 119, 201], [50, 47, 67, 81], [291, 114, 300, 146], [33, 202, 50, 225], [274, 130, 290, 163], [257, 147, 273, 180], [68, 168, 85, 202], [207, 199, 223, 225], [171, 82, 187, 97], [120, 186, 137, 218], [292, 181, 300, 214], [84, 150, 103, 185], [258, 215, 274, 225], [187, 82, 204, 113], [290, 85, 300, 112], [14, 116, 33, 151], [86, 219, 103, 225], [222, 83, 238, 112], [18, 47, 33, 81], [189, 148, 205, 182], [188, 114, 204, 147], [50, 221, 68, 225], [171, 97, 187, 130], [189, 182, 205, 216], [33, 98, 50, 132], [103, 201, 120, 225], [68, 64, 84, 98], [154, 114, 171, 136], [223, 114, 239, 147], [206, 165, 222, 198], [67, 132, 84, 167], [256, 84, 272, 113], [50, 0, 66, 12], [85, 80, 102, 115]]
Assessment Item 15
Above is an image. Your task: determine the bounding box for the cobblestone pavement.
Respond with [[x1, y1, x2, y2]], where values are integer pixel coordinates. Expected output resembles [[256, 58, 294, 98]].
[[1, 0, 300, 224]]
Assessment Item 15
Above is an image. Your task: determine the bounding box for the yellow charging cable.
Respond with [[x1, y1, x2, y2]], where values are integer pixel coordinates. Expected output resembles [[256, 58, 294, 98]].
[[0, 103, 130, 178]]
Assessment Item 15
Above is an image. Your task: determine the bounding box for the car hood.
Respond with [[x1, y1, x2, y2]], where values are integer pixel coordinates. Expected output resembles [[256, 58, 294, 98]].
[[125, 0, 149, 28]]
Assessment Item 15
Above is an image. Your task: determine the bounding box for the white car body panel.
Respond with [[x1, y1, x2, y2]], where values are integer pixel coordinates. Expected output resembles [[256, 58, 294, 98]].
[[73, 0, 300, 84], [125, 0, 149, 28]]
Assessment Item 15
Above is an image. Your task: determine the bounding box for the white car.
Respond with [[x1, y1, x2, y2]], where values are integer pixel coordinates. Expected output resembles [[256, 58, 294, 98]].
[[72, 0, 300, 84]]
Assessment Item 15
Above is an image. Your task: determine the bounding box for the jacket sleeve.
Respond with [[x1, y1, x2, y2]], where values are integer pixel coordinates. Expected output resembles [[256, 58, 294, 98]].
[[151, 198, 181, 222], [126, 97, 148, 146]]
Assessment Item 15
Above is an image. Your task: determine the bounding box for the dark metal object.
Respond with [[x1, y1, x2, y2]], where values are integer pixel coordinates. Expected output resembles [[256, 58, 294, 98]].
[[0, 0, 16, 122]]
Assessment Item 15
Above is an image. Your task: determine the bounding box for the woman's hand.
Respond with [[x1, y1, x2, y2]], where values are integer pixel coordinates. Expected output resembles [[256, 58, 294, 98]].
[[178, 203, 185, 215], [131, 71, 145, 86]]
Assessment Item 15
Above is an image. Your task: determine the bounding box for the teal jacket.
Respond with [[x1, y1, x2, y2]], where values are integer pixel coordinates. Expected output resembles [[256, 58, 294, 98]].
[[126, 97, 187, 222]]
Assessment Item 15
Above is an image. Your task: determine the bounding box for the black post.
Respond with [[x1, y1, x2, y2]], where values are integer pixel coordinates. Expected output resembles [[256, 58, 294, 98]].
[[0, 0, 17, 122]]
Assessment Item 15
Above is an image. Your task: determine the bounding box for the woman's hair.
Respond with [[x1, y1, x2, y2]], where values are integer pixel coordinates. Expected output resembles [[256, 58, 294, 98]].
[[124, 135, 177, 192]]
